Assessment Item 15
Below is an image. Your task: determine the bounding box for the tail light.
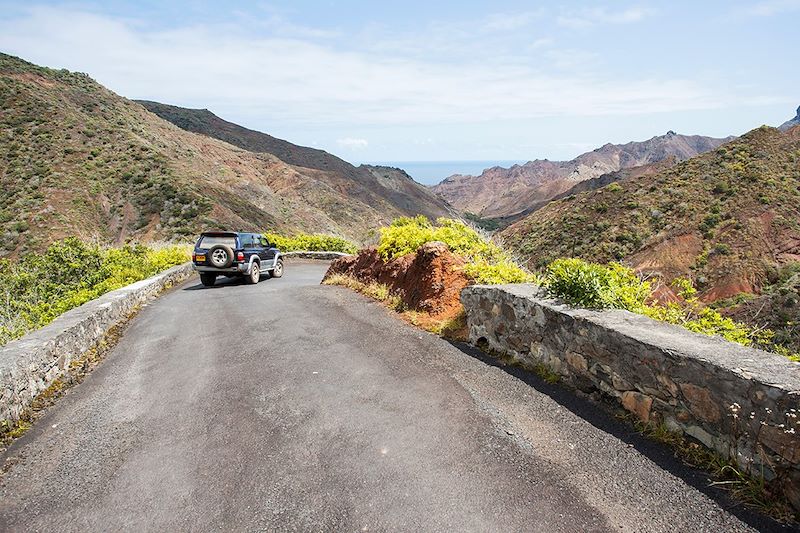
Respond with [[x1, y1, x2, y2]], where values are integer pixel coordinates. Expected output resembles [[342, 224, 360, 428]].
[[236, 251, 245, 261]]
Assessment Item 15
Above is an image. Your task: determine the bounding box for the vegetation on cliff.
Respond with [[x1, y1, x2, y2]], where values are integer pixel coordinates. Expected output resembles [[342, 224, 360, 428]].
[[0, 239, 188, 346]]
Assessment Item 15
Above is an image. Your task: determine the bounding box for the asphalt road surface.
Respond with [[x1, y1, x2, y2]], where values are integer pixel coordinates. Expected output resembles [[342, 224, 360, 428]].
[[0, 262, 783, 532]]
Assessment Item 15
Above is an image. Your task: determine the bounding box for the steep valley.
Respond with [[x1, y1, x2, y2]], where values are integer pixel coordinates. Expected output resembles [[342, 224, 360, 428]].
[[0, 53, 450, 257]]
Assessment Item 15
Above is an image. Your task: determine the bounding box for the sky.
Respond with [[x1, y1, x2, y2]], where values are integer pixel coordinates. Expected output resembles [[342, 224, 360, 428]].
[[0, 0, 798, 180]]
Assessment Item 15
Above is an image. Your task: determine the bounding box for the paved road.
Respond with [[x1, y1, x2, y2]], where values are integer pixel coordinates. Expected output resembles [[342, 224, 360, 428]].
[[0, 263, 780, 531]]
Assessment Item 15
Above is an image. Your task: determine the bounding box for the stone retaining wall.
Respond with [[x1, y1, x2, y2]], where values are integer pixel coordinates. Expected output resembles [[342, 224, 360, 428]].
[[282, 251, 352, 261], [461, 284, 800, 511], [0, 262, 194, 427]]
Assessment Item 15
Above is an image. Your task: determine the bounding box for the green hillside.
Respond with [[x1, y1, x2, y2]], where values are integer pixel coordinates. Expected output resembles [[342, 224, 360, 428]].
[[0, 53, 449, 257], [501, 125, 800, 304]]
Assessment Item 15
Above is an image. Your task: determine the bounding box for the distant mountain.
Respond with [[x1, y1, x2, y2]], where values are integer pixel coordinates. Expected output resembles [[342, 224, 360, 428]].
[[779, 105, 800, 131], [0, 53, 450, 256], [499, 125, 800, 306], [431, 132, 733, 219], [480, 159, 679, 230], [359, 165, 457, 219]]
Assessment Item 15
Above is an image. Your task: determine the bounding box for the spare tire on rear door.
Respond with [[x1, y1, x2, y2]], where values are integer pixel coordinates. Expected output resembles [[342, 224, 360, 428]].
[[208, 244, 234, 268]]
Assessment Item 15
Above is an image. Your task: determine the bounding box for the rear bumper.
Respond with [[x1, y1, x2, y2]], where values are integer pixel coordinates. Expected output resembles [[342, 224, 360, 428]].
[[193, 263, 249, 274]]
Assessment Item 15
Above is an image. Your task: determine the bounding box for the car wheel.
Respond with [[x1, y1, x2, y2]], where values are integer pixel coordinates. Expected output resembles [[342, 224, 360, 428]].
[[272, 259, 284, 278], [208, 244, 234, 268], [200, 273, 216, 287], [246, 263, 260, 284]]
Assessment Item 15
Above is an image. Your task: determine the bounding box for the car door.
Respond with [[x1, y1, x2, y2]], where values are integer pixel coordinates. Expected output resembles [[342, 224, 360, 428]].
[[259, 235, 276, 265], [239, 233, 256, 264]]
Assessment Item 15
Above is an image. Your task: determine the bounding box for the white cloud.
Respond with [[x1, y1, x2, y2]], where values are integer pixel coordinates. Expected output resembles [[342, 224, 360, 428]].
[[740, 0, 800, 16], [0, 5, 736, 135], [557, 6, 652, 29], [484, 10, 543, 31], [531, 38, 554, 49], [337, 138, 369, 149]]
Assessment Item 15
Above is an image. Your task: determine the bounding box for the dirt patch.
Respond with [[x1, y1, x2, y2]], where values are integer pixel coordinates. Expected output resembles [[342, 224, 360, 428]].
[[324, 242, 469, 322], [630, 233, 704, 281], [7, 72, 57, 88]]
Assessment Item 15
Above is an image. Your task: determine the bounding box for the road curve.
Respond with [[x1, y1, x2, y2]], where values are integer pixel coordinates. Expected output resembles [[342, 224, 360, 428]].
[[0, 263, 777, 531]]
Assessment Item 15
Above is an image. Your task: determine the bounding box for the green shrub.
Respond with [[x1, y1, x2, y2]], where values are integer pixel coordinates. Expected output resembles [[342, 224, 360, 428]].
[[377, 216, 530, 284], [463, 258, 536, 285], [542, 263, 793, 357], [544, 258, 650, 312], [264, 232, 357, 254], [377, 216, 500, 262], [0, 239, 189, 346]]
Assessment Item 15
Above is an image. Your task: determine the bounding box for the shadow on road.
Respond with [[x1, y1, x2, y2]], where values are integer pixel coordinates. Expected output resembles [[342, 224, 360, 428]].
[[182, 278, 244, 291], [182, 276, 272, 291], [447, 340, 793, 533]]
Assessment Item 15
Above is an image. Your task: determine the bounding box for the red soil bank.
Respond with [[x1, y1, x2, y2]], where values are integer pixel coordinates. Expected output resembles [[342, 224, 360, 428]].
[[324, 242, 468, 321]]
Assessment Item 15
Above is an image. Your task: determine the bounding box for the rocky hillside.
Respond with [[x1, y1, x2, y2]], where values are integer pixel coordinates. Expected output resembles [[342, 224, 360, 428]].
[[0, 53, 449, 256], [499, 125, 800, 305], [138, 102, 452, 223], [360, 165, 456, 219], [780, 105, 800, 131], [432, 132, 732, 219]]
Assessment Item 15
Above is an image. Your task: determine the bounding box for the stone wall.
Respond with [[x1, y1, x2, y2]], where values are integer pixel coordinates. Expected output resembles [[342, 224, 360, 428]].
[[282, 251, 352, 261], [0, 263, 194, 428], [461, 284, 800, 511]]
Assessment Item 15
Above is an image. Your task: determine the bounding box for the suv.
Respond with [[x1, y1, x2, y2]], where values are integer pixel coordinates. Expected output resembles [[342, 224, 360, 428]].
[[192, 231, 284, 287]]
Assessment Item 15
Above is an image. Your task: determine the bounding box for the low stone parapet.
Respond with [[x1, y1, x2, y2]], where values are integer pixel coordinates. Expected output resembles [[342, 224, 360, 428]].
[[282, 251, 352, 261], [461, 283, 800, 511], [0, 262, 194, 427]]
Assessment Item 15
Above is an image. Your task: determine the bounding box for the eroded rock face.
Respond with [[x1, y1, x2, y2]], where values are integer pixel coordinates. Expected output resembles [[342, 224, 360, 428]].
[[324, 242, 468, 320], [461, 284, 800, 513]]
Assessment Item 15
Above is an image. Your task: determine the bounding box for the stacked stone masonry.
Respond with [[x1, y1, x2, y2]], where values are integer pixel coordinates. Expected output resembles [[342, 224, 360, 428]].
[[282, 251, 352, 261], [0, 263, 194, 428], [461, 284, 800, 511]]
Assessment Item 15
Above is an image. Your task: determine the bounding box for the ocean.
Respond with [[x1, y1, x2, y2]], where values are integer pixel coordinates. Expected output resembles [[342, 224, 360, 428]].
[[366, 160, 527, 185]]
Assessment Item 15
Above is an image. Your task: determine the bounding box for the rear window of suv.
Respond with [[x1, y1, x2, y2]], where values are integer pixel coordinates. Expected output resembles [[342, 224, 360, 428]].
[[197, 235, 237, 248]]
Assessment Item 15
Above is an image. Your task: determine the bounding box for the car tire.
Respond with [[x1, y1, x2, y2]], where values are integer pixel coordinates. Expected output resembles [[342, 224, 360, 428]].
[[272, 258, 284, 278], [246, 263, 260, 284], [208, 244, 234, 268], [200, 273, 217, 287]]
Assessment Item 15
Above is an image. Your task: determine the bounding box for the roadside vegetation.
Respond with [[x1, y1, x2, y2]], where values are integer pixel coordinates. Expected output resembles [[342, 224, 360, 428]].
[[330, 215, 799, 360], [0, 238, 188, 346], [377, 216, 533, 284], [264, 232, 357, 254], [543, 258, 798, 360]]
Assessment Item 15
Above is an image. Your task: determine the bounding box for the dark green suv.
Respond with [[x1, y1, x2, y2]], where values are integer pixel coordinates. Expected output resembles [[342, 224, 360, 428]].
[[192, 231, 284, 287]]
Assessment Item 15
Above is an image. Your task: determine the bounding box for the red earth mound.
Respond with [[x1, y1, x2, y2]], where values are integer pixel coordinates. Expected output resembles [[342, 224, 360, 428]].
[[323, 242, 469, 321]]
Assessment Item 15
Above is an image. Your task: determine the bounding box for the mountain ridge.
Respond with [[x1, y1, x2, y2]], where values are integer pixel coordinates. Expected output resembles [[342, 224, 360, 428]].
[[779, 105, 800, 131], [432, 131, 733, 219]]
